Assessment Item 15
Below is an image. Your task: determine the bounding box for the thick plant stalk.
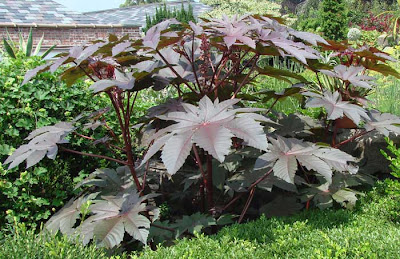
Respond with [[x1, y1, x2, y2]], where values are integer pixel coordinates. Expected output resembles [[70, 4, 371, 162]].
[[238, 188, 255, 223], [223, 168, 274, 213], [192, 145, 207, 212], [60, 147, 128, 165], [206, 155, 214, 209], [334, 130, 372, 148], [107, 91, 141, 190]]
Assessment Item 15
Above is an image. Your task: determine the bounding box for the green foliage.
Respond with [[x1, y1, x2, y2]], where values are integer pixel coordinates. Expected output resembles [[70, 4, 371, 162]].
[[143, 3, 195, 33], [200, 0, 281, 18], [294, 0, 323, 33], [360, 29, 381, 47], [377, 0, 400, 40], [2, 28, 55, 59], [135, 180, 400, 258], [0, 223, 115, 259], [0, 56, 105, 227], [120, 0, 162, 7], [319, 0, 349, 40], [347, 0, 398, 25], [381, 137, 400, 178], [369, 46, 400, 115]]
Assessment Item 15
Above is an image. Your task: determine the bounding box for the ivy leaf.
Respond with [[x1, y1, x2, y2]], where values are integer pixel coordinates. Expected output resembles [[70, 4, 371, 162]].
[[305, 91, 369, 125], [255, 136, 357, 184], [364, 110, 400, 136], [320, 65, 377, 89], [138, 96, 268, 175]]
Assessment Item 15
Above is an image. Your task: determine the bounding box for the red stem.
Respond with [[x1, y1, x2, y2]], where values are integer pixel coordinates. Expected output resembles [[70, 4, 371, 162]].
[[222, 168, 273, 212], [333, 130, 372, 148], [107, 91, 141, 190], [238, 188, 255, 223], [60, 146, 127, 165], [192, 145, 206, 179], [206, 155, 214, 209], [231, 56, 259, 99], [155, 49, 198, 94]]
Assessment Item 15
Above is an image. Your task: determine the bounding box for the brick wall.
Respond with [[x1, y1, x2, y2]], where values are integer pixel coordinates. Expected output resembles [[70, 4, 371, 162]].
[[0, 26, 141, 47]]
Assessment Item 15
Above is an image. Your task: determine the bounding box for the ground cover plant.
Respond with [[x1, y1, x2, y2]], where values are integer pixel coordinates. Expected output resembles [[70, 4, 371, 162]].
[[5, 13, 400, 253]]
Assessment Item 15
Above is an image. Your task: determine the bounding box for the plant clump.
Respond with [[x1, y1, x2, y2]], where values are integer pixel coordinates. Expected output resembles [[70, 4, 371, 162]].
[[5, 14, 400, 251]]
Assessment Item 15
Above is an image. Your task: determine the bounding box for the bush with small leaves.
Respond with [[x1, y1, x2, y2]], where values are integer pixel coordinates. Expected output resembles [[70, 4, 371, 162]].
[[0, 55, 107, 227]]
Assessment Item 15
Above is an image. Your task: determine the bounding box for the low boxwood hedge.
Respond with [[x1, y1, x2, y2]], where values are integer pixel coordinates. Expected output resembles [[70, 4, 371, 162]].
[[134, 180, 400, 259]]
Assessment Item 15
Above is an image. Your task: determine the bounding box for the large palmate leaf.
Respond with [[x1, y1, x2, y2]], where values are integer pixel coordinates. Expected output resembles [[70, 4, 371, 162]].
[[143, 19, 180, 49], [254, 136, 357, 184], [258, 30, 321, 64], [4, 122, 74, 169], [305, 91, 369, 125], [364, 110, 400, 136], [301, 175, 360, 210], [46, 189, 156, 248], [147, 98, 184, 118], [138, 96, 268, 175], [80, 191, 156, 248], [172, 212, 216, 238], [89, 70, 135, 93], [45, 195, 93, 235], [272, 113, 322, 137], [75, 166, 133, 194], [320, 65, 377, 89], [212, 15, 256, 49], [259, 196, 303, 218]]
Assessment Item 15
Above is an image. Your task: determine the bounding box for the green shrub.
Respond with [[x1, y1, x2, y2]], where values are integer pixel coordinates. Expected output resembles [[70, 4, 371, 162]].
[[0, 223, 113, 259], [0, 56, 106, 227], [143, 3, 195, 33], [134, 180, 400, 258], [294, 0, 323, 33], [200, 0, 281, 18], [381, 137, 400, 178], [347, 0, 398, 25], [320, 0, 349, 40]]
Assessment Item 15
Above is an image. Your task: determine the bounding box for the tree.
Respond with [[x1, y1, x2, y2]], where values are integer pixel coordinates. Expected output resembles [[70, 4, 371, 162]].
[[320, 0, 349, 40], [120, 0, 162, 7], [143, 3, 195, 32]]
